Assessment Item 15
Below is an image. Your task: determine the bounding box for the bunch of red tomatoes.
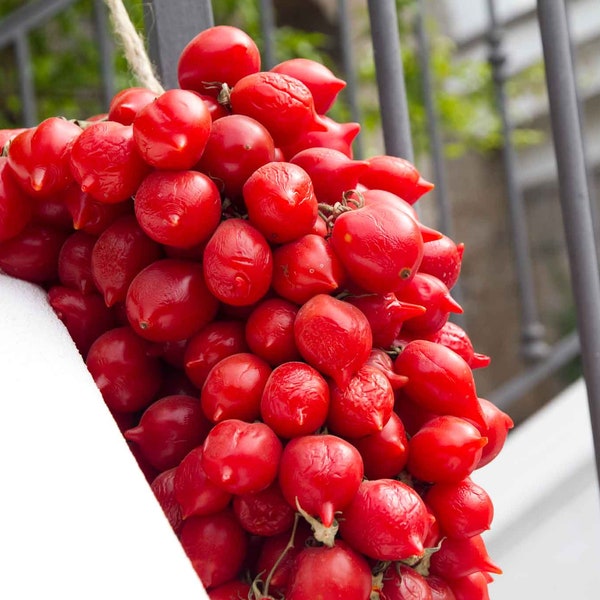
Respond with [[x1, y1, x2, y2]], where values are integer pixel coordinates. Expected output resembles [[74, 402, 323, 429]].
[[0, 24, 513, 600]]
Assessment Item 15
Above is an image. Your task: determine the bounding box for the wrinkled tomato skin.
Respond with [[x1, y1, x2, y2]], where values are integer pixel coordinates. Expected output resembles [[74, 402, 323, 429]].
[[150, 467, 183, 534], [286, 541, 373, 600], [338, 479, 429, 561], [379, 563, 434, 600], [278, 434, 364, 528], [108, 87, 157, 125], [202, 218, 273, 307]]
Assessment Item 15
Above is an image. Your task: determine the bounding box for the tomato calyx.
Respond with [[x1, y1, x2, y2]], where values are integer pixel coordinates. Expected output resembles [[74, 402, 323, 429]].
[[317, 189, 365, 232], [295, 497, 339, 547]]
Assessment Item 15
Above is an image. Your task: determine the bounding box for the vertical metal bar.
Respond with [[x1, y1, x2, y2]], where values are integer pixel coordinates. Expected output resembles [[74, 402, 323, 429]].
[[259, 0, 276, 69], [14, 33, 37, 127], [92, 0, 115, 108], [338, 0, 364, 159], [487, 0, 548, 362], [537, 0, 600, 489], [367, 0, 414, 161], [144, 0, 214, 90], [414, 0, 465, 326]]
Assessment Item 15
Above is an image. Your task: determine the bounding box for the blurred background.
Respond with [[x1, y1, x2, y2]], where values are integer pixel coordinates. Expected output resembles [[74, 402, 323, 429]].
[[2, 0, 599, 597]]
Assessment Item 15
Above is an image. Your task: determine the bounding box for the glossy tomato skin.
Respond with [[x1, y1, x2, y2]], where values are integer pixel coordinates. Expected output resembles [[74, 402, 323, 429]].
[[202, 218, 273, 307], [134, 169, 221, 248], [327, 364, 395, 438], [184, 320, 249, 389], [7, 116, 81, 198], [272, 234, 346, 304], [349, 411, 409, 480], [57, 230, 97, 295], [178, 25, 261, 95], [91, 215, 163, 307], [330, 201, 424, 294], [394, 340, 485, 429], [425, 576, 458, 600], [359, 154, 434, 205], [476, 398, 514, 468], [420, 233, 465, 290], [0, 157, 33, 242], [407, 416, 487, 484], [294, 293, 372, 389], [0, 222, 68, 283], [243, 161, 318, 244], [339, 478, 430, 561], [173, 446, 232, 519], [260, 361, 330, 438], [229, 71, 325, 147], [132, 88, 211, 170], [85, 325, 163, 413], [200, 352, 272, 423], [69, 121, 150, 204], [244, 297, 301, 365], [150, 467, 183, 534], [197, 114, 275, 200], [424, 478, 494, 539], [126, 258, 219, 342], [278, 434, 364, 528], [108, 86, 157, 125], [201, 419, 283, 495], [446, 572, 490, 600], [124, 394, 212, 472], [179, 509, 249, 590], [47, 286, 116, 358], [286, 540, 373, 600]]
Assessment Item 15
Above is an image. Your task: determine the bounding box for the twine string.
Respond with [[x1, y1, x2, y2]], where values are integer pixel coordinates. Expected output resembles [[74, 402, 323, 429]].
[[103, 0, 165, 94]]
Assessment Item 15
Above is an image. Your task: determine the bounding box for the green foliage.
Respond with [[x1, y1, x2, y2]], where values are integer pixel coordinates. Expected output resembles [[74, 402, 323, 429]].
[[0, 0, 541, 159]]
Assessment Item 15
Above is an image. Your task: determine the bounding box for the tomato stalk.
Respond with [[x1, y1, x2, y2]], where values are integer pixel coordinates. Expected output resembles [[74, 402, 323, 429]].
[[295, 498, 339, 547]]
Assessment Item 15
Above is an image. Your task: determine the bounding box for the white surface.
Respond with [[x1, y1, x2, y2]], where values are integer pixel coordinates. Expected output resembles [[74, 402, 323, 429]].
[[0, 273, 209, 600], [473, 378, 600, 599]]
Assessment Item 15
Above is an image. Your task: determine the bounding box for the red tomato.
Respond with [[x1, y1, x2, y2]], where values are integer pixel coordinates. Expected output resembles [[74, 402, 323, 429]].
[[407, 416, 487, 484], [134, 170, 221, 248], [286, 541, 373, 600], [272, 234, 346, 304], [69, 121, 150, 204], [270, 57, 346, 114], [108, 87, 157, 125], [201, 419, 283, 495], [425, 576, 458, 600], [294, 293, 372, 389], [207, 580, 252, 600], [85, 326, 163, 413], [330, 200, 424, 294], [150, 467, 183, 534], [197, 114, 275, 200], [57, 230, 97, 295], [476, 398, 514, 468], [244, 297, 301, 365], [179, 509, 248, 590], [232, 482, 295, 537], [379, 564, 433, 600], [420, 233, 465, 290], [339, 479, 429, 561], [0, 157, 33, 242], [425, 478, 494, 539], [327, 364, 395, 438], [229, 71, 325, 146], [184, 320, 249, 389], [260, 361, 330, 438], [243, 161, 318, 244], [429, 535, 502, 580], [132, 89, 211, 170], [200, 352, 272, 423], [91, 214, 163, 306], [278, 434, 363, 529], [124, 394, 212, 472], [202, 218, 273, 307], [173, 446, 232, 519], [178, 25, 261, 95], [7, 116, 81, 198], [446, 572, 491, 600], [126, 258, 219, 342]]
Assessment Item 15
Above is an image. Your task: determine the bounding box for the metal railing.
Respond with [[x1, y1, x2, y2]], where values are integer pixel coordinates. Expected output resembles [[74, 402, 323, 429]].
[[1, 0, 600, 482]]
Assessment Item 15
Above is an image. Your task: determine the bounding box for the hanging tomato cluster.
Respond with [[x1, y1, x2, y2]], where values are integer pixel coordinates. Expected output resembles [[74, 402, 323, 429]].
[[0, 24, 513, 600]]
